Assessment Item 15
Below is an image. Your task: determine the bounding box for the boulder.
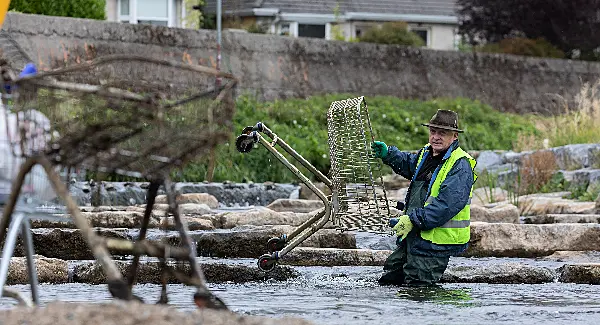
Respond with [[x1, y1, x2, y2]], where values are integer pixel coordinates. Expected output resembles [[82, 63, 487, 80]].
[[0, 301, 315, 325], [474, 151, 503, 173], [441, 263, 556, 284], [154, 193, 219, 209], [4, 256, 68, 285], [522, 214, 600, 224], [470, 204, 519, 223], [72, 260, 299, 284], [13, 228, 129, 260], [382, 174, 411, 190], [558, 264, 600, 284], [279, 247, 391, 266], [190, 225, 356, 258], [465, 222, 600, 258], [266, 199, 325, 213], [176, 182, 299, 207], [471, 187, 508, 206], [299, 182, 331, 200], [551, 144, 600, 170]]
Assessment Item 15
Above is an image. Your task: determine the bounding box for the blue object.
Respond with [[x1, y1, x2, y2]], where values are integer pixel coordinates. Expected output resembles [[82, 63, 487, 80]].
[[19, 63, 37, 78], [4, 63, 37, 93], [389, 218, 399, 227]]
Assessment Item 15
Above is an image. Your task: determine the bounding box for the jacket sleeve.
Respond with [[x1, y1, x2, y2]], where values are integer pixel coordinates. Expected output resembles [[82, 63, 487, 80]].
[[381, 146, 420, 180], [408, 157, 474, 231]]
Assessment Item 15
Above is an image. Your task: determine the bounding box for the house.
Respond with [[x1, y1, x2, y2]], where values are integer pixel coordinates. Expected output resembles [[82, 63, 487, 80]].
[[105, 0, 187, 28], [202, 0, 460, 50]]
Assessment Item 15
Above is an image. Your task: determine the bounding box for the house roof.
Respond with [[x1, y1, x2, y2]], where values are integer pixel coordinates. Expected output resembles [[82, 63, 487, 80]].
[[203, 0, 458, 20]]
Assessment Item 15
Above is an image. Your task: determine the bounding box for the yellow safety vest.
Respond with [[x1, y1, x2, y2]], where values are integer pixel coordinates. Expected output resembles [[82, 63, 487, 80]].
[[414, 144, 477, 245]]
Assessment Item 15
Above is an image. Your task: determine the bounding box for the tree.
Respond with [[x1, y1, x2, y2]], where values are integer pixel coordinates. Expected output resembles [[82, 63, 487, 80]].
[[457, 0, 600, 59], [9, 0, 106, 20]]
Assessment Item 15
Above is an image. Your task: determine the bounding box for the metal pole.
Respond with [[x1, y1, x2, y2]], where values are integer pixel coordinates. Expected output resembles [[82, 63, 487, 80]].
[[216, 0, 222, 87]]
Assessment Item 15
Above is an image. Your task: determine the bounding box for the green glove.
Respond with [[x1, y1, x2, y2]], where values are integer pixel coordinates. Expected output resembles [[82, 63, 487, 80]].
[[392, 215, 413, 240], [371, 141, 388, 159]]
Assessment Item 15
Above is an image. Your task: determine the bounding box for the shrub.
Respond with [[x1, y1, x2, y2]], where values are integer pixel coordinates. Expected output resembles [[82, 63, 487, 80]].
[[173, 94, 536, 183], [9, 0, 106, 20], [477, 37, 565, 59], [359, 22, 425, 47]]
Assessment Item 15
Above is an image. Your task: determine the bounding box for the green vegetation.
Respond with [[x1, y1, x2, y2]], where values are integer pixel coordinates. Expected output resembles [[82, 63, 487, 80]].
[[476, 38, 565, 59], [9, 0, 106, 20], [176, 94, 536, 183], [359, 22, 425, 47]]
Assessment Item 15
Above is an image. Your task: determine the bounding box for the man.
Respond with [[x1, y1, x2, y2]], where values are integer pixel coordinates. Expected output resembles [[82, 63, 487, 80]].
[[371, 109, 477, 286]]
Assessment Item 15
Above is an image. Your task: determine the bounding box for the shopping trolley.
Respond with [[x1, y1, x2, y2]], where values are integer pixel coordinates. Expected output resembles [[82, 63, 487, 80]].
[[0, 53, 238, 309], [235, 96, 395, 271]]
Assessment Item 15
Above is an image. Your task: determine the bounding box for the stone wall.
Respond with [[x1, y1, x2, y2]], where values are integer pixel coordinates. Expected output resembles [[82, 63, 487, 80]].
[[2, 12, 600, 114]]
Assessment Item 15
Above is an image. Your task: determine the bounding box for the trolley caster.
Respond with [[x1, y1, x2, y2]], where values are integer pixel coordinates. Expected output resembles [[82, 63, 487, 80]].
[[257, 253, 277, 272], [266, 236, 286, 253], [235, 133, 257, 153]]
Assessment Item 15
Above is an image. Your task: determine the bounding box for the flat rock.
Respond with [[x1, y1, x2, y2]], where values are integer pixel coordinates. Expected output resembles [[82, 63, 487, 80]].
[[217, 207, 327, 229], [189, 225, 356, 258], [441, 263, 556, 284], [522, 214, 600, 224], [154, 192, 220, 208], [31, 211, 161, 229], [13, 228, 129, 260], [4, 256, 68, 285], [558, 264, 600, 284], [266, 199, 325, 213], [71, 260, 299, 284], [279, 247, 391, 266], [465, 222, 600, 258], [518, 196, 596, 216], [0, 301, 315, 325], [470, 204, 519, 223], [543, 251, 600, 263]]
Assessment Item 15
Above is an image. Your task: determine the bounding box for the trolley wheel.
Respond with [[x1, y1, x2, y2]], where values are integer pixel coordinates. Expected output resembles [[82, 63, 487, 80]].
[[235, 134, 255, 153], [257, 254, 277, 272], [266, 237, 285, 253]]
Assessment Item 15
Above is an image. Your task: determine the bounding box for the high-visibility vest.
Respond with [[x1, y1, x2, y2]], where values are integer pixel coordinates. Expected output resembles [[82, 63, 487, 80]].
[[414, 144, 477, 245]]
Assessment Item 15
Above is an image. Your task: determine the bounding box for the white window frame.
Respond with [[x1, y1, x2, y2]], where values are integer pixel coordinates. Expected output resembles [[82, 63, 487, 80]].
[[118, 0, 176, 27], [277, 21, 298, 37]]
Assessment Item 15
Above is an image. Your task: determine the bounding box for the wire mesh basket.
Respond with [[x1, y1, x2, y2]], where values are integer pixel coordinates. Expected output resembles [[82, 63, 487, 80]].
[[327, 97, 391, 233], [236, 96, 394, 272]]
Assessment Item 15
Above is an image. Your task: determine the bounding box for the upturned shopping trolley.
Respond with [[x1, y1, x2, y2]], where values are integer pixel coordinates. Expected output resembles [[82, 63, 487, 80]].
[[0, 51, 238, 309], [236, 96, 394, 271]]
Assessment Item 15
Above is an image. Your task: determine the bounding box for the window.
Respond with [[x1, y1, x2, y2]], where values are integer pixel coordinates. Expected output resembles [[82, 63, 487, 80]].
[[118, 0, 176, 27], [411, 29, 429, 46], [298, 24, 325, 38]]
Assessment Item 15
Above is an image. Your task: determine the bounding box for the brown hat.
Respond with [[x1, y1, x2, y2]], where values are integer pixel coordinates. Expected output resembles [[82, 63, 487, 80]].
[[422, 109, 463, 133]]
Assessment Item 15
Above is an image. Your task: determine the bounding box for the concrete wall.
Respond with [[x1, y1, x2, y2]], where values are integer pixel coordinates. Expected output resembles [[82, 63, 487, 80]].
[[2, 13, 600, 115], [428, 24, 457, 51]]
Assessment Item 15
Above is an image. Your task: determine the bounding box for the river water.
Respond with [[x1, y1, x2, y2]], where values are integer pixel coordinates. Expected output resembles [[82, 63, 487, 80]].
[[3, 261, 600, 325]]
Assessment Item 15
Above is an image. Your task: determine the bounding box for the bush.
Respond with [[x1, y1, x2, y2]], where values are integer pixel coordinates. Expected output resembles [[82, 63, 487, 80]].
[[173, 94, 536, 184], [359, 22, 425, 47], [9, 0, 106, 20], [477, 37, 565, 59]]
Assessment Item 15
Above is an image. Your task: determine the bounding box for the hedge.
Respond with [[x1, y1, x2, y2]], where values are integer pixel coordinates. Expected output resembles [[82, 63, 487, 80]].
[[171, 94, 537, 184], [9, 0, 106, 20]]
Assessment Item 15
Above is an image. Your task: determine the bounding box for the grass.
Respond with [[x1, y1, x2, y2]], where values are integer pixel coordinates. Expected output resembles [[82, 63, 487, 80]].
[[514, 80, 600, 151]]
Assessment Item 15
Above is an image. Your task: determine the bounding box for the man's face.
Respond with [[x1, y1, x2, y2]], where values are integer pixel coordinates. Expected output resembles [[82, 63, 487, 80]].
[[429, 127, 458, 154]]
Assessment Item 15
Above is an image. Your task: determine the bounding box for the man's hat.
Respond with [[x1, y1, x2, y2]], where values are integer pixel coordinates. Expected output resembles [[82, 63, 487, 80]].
[[422, 109, 463, 133]]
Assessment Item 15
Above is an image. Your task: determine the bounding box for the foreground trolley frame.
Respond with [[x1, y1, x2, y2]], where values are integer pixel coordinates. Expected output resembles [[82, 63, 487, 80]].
[[236, 96, 392, 271]]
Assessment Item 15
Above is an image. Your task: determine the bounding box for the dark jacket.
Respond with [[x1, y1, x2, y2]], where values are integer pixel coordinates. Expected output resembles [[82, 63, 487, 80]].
[[382, 140, 475, 257]]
